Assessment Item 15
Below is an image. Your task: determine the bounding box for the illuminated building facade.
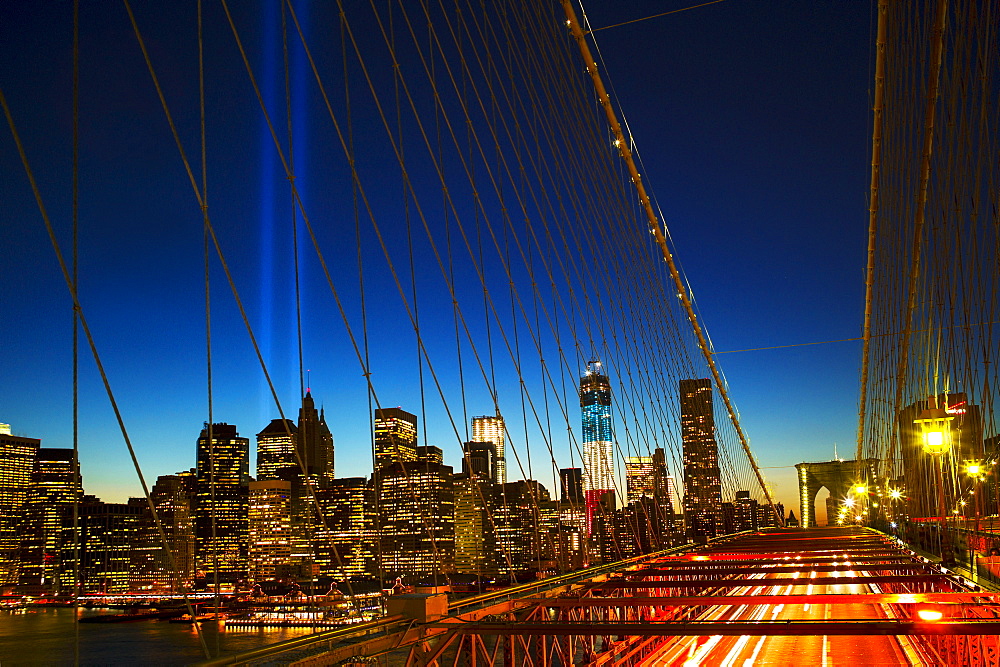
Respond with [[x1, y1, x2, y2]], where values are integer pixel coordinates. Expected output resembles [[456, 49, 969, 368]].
[[625, 456, 655, 504], [194, 422, 250, 587], [374, 408, 418, 465], [453, 473, 496, 575], [376, 434, 455, 578], [248, 480, 292, 583], [79, 498, 141, 594], [471, 414, 506, 484], [19, 448, 82, 593], [680, 378, 723, 539], [494, 481, 541, 575], [0, 424, 40, 585], [733, 490, 757, 532], [314, 477, 374, 579], [256, 419, 298, 482], [131, 474, 194, 593], [580, 361, 615, 532]]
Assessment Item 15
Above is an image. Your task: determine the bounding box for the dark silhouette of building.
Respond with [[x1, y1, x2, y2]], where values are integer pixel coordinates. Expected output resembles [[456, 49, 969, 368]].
[[297, 391, 334, 483], [560, 467, 583, 503]]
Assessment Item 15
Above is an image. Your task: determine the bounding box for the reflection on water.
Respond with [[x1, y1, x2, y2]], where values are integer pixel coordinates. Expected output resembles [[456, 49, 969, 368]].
[[0, 608, 320, 666]]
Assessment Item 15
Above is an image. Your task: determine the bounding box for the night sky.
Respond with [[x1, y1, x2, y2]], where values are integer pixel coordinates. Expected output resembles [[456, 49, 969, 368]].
[[0, 1, 873, 521]]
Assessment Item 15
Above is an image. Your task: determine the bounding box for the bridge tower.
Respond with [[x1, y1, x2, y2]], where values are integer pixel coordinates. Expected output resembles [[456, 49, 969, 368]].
[[795, 459, 878, 528]]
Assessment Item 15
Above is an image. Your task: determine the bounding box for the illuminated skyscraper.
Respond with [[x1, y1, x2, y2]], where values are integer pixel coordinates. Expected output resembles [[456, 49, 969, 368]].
[[471, 414, 506, 484], [256, 419, 298, 481], [452, 472, 495, 575], [680, 379, 723, 539], [20, 448, 82, 593], [314, 477, 374, 579], [194, 422, 250, 587], [377, 447, 455, 578], [580, 361, 615, 531], [625, 456, 655, 504], [0, 424, 40, 585], [79, 498, 141, 594], [248, 480, 292, 583], [374, 408, 418, 466]]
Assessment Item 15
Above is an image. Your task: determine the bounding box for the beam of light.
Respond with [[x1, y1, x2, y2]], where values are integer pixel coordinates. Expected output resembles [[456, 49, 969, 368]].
[[258, 0, 279, 418]]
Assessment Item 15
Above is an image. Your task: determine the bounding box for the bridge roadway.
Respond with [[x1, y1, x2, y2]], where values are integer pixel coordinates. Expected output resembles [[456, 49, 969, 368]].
[[636, 529, 918, 665], [200, 528, 1000, 666]]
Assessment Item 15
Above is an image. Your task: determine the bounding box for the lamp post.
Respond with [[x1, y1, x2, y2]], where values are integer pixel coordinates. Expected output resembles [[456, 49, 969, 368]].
[[914, 404, 954, 564]]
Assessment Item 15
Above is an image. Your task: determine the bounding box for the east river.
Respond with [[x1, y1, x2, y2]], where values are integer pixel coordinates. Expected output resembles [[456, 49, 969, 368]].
[[0, 608, 320, 665]]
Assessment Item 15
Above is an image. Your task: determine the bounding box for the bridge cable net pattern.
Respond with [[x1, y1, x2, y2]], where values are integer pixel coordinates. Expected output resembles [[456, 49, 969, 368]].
[[1, 0, 775, 658], [857, 0, 1000, 557]]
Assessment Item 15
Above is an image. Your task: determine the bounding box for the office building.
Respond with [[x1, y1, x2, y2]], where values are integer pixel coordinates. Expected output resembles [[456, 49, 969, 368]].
[[471, 414, 506, 484], [680, 379, 723, 539], [559, 467, 583, 504], [79, 498, 141, 594], [194, 422, 250, 587], [130, 474, 195, 593], [0, 424, 40, 585], [376, 435, 454, 579], [297, 391, 335, 483], [19, 448, 82, 593], [461, 441, 496, 481], [625, 455, 655, 504], [315, 477, 374, 579], [374, 408, 418, 466], [256, 419, 298, 482], [453, 473, 496, 575], [248, 479, 292, 583]]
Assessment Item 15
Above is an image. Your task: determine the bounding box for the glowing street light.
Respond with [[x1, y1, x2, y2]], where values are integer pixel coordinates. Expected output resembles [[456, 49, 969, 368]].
[[914, 406, 954, 455]]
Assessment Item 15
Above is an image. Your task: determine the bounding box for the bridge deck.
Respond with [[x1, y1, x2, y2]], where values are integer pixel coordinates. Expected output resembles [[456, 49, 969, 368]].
[[199, 528, 1000, 666]]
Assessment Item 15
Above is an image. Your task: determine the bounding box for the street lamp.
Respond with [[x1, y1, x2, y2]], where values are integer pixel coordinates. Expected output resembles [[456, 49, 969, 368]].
[[914, 403, 955, 564], [914, 406, 954, 455]]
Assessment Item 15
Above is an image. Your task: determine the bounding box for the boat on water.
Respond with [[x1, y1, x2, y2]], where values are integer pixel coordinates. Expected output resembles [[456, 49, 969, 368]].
[[79, 608, 186, 623]]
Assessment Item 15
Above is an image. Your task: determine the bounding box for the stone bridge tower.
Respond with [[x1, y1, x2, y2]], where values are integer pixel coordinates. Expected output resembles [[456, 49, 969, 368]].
[[795, 459, 879, 528]]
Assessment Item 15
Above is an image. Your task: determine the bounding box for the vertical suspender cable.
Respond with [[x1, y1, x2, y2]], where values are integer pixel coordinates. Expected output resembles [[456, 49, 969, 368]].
[[856, 0, 889, 465], [890, 0, 949, 458], [71, 2, 81, 663]]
